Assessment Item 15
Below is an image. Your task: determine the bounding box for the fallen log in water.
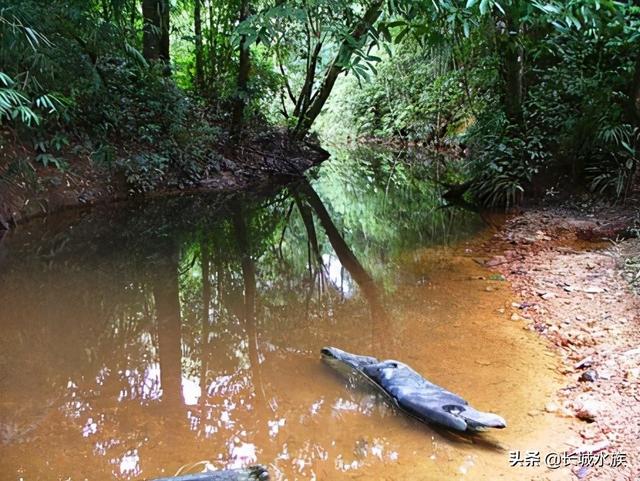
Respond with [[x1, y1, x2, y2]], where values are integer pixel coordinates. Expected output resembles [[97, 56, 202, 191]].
[[321, 346, 506, 433], [151, 465, 269, 481]]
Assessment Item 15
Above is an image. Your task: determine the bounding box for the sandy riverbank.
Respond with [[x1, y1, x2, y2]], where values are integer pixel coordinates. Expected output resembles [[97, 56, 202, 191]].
[[482, 205, 639, 481]]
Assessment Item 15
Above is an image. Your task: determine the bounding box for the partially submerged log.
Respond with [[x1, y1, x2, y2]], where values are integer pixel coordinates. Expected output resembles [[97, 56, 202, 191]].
[[151, 465, 269, 481], [321, 346, 506, 433]]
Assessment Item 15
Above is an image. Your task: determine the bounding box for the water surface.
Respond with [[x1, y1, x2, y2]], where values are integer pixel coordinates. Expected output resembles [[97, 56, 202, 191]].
[[0, 146, 572, 480]]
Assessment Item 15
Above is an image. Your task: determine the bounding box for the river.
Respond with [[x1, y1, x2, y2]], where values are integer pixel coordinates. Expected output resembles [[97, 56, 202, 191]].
[[0, 146, 574, 480]]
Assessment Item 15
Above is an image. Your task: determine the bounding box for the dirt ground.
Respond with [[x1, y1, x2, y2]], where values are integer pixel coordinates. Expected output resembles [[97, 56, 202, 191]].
[[482, 205, 640, 481]]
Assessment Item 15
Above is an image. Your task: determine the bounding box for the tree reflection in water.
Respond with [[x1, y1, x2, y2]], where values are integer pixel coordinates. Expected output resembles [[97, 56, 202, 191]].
[[152, 238, 185, 409], [0, 146, 486, 480]]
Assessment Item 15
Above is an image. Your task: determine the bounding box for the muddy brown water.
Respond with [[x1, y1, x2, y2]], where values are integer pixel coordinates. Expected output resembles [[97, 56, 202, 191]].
[[0, 147, 575, 480]]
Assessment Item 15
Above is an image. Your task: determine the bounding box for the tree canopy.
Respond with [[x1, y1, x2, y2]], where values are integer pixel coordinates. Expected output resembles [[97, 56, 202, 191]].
[[1, 0, 638, 204]]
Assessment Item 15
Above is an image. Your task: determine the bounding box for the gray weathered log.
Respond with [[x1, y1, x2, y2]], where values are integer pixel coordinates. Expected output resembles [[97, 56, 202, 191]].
[[151, 465, 269, 481], [322, 346, 506, 433]]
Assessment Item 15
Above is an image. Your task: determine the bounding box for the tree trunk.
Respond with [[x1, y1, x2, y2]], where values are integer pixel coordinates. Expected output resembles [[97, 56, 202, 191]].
[[101, 0, 111, 21], [142, 0, 170, 62], [628, 51, 640, 191], [230, 0, 251, 138], [631, 51, 640, 127], [496, 12, 524, 126], [208, 0, 218, 81], [130, 0, 137, 32], [143, 0, 161, 60], [293, 40, 323, 118], [194, 0, 204, 89], [292, 0, 383, 139], [159, 0, 170, 61]]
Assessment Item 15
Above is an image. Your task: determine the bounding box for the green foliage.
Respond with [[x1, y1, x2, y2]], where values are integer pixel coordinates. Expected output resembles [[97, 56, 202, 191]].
[[90, 60, 187, 141], [0, 4, 67, 128], [0, 72, 41, 126], [355, 0, 640, 204], [0, 1, 112, 131], [1, 0, 224, 192], [465, 114, 533, 207], [237, 0, 387, 134], [33, 133, 70, 169], [96, 62, 225, 192], [3, 0, 639, 207], [323, 40, 472, 142], [519, 5, 638, 200], [116, 153, 169, 192]]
